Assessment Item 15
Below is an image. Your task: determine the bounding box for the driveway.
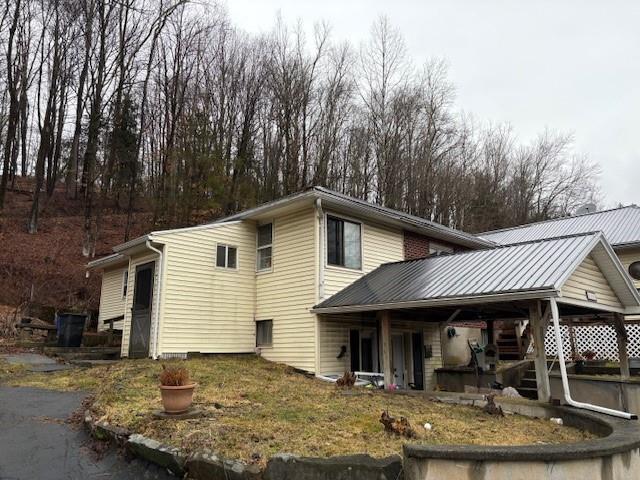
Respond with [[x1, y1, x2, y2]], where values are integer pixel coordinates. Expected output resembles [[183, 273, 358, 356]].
[[0, 386, 172, 480]]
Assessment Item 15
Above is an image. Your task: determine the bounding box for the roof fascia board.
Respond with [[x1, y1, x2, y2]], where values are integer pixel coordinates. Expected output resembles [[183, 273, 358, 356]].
[[87, 253, 127, 269], [214, 190, 316, 223], [315, 191, 490, 248], [152, 220, 242, 236], [112, 234, 150, 253], [311, 288, 559, 314]]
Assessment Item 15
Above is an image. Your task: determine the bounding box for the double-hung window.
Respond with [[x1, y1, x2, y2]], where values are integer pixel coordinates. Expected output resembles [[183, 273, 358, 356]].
[[327, 216, 361, 269], [257, 223, 273, 271], [216, 244, 237, 269]]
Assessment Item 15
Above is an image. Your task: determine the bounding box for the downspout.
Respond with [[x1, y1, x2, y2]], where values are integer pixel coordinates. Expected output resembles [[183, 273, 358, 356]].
[[314, 199, 324, 376], [146, 239, 163, 360], [549, 298, 637, 419], [315, 198, 325, 300]]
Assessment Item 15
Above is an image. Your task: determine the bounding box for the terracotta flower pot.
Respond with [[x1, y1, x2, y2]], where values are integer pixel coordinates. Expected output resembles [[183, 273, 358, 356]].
[[159, 383, 197, 413]]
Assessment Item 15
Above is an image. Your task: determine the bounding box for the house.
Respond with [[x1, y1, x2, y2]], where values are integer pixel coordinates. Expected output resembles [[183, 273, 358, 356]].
[[88, 189, 640, 397]]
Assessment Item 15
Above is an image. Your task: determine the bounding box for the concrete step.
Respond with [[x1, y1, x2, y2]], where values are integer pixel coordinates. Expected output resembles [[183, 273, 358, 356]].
[[43, 346, 120, 361], [517, 386, 539, 400]]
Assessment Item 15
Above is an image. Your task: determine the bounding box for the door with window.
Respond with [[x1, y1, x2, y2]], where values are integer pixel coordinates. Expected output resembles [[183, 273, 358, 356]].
[[129, 262, 154, 358]]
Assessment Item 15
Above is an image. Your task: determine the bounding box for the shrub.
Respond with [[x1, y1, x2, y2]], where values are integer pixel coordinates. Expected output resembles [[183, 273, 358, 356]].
[[159, 364, 191, 386]]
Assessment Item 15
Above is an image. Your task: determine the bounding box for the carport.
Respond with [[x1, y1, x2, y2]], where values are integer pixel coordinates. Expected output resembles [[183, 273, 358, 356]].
[[313, 232, 640, 418]]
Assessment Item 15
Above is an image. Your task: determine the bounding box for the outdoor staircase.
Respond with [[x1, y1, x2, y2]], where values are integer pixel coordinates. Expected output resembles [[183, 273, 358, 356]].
[[496, 327, 521, 361], [517, 365, 539, 400]]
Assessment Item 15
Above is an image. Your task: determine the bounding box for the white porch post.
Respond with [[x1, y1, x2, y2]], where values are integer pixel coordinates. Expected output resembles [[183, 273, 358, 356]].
[[530, 301, 551, 402], [378, 310, 393, 388], [614, 313, 631, 380]]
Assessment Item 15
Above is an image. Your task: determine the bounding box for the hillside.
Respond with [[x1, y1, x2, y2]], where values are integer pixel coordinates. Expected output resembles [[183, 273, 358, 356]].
[[0, 179, 152, 311]]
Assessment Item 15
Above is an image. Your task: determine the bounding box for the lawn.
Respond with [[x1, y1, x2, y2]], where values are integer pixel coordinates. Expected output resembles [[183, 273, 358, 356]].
[[1, 355, 594, 465]]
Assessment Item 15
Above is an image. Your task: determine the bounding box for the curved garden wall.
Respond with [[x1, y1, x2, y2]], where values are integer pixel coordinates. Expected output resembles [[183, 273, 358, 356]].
[[404, 398, 640, 480]]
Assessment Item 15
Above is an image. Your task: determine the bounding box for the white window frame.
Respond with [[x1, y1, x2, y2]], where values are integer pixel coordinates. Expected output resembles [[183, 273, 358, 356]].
[[215, 243, 239, 270], [256, 221, 274, 273], [122, 270, 129, 299], [256, 319, 273, 348], [325, 213, 363, 272]]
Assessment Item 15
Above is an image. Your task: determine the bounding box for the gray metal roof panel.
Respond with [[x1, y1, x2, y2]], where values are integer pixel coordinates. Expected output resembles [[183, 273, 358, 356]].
[[315, 233, 599, 309], [480, 206, 640, 247]]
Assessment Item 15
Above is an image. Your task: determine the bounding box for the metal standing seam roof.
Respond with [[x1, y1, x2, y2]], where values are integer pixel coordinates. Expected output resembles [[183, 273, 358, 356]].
[[479, 206, 640, 248], [314, 232, 603, 311]]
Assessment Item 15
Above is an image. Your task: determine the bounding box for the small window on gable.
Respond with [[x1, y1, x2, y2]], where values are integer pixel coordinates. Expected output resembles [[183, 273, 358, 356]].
[[216, 244, 238, 269], [327, 216, 361, 269], [256, 320, 273, 347], [122, 270, 129, 299], [257, 223, 273, 271]]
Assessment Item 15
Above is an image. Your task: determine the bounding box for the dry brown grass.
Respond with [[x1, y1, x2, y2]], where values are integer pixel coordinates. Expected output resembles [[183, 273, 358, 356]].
[[2, 355, 595, 465]]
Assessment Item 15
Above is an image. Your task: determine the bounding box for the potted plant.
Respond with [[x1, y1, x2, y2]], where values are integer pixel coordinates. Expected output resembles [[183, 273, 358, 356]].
[[159, 365, 197, 414]]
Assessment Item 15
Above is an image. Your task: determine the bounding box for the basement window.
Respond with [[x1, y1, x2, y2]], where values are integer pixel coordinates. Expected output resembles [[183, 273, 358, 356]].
[[216, 244, 237, 269], [327, 216, 362, 269], [256, 320, 273, 347]]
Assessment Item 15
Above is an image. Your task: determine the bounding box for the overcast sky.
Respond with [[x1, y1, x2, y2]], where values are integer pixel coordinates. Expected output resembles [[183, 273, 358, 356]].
[[224, 0, 639, 207]]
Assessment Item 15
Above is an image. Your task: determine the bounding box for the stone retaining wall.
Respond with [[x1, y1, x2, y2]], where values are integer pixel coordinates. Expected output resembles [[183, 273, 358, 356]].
[[84, 394, 640, 480]]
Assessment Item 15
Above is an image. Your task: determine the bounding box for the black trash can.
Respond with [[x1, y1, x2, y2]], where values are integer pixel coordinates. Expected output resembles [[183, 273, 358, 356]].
[[56, 313, 87, 348]]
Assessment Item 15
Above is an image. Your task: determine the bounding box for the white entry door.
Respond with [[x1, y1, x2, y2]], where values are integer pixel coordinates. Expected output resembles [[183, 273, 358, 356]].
[[392, 334, 405, 387]]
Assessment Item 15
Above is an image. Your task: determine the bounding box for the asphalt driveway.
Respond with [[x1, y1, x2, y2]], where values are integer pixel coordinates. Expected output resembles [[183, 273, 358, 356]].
[[0, 386, 172, 480]]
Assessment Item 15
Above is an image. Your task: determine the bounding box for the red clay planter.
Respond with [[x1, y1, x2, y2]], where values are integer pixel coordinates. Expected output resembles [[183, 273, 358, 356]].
[[159, 383, 197, 413]]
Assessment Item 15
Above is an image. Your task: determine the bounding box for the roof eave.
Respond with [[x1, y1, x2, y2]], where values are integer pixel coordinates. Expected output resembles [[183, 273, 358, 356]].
[[217, 187, 491, 249], [312, 288, 560, 314], [86, 253, 127, 270]]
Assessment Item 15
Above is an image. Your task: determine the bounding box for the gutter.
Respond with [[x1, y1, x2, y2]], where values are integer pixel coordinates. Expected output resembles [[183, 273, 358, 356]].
[[549, 297, 637, 420], [145, 239, 163, 360]]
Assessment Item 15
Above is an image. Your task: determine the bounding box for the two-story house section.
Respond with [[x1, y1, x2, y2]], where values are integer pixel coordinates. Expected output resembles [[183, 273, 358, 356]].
[[88, 187, 490, 389]]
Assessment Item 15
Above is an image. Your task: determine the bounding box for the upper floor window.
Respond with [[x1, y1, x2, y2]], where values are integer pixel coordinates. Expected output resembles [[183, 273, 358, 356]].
[[257, 223, 273, 271], [216, 244, 237, 269], [122, 270, 129, 299], [327, 216, 362, 269]]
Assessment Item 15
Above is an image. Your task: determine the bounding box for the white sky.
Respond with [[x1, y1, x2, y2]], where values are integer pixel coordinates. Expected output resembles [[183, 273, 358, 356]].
[[224, 0, 640, 207]]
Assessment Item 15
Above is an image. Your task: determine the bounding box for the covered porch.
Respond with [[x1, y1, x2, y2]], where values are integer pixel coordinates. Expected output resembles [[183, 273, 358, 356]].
[[313, 232, 640, 418]]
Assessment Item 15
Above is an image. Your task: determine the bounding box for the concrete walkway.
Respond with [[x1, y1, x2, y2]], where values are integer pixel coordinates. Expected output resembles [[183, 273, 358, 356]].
[[0, 386, 172, 480], [2, 352, 74, 372]]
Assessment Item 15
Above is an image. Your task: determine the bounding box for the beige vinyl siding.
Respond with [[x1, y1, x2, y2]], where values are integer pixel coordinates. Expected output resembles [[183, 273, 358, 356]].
[[618, 249, 640, 289], [562, 255, 622, 308], [97, 266, 127, 331], [156, 222, 256, 355], [121, 251, 160, 357], [318, 315, 375, 375], [323, 219, 404, 297], [256, 208, 317, 372], [318, 316, 442, 390]]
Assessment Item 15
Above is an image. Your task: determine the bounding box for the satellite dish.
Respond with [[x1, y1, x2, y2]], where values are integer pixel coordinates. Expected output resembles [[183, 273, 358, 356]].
[[576, 203, 598, 215]]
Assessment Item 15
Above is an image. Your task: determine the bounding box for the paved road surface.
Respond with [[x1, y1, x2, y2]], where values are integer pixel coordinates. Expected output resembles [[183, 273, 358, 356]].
[[0, 386, 173, 480]]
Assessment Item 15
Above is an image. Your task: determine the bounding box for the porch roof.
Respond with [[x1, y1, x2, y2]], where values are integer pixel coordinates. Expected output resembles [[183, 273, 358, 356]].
[[313, 232, 640, 315]]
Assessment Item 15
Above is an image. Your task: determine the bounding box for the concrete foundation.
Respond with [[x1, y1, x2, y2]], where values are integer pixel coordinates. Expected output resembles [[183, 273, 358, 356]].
[[549, 373, 640, 415]]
